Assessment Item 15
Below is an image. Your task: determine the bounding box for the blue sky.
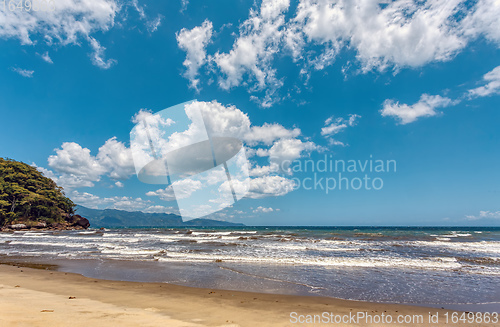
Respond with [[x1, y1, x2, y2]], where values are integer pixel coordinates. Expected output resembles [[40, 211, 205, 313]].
[[0, 0, 499, 226]]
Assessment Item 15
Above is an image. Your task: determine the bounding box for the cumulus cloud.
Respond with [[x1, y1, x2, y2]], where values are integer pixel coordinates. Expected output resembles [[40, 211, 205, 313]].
[[177, 0, 500, 106], [35, 165, 95, 190], [245, 175, 297, 198], [48, 100, 318, 202], [11, 67, 34, 78], [48, 142, 108, 181], [469, 65, 500, 98], [260, 138, 318, 173], [465, 211, 500, 220], [47, 137, 135, 188], [212, 0, 290, 107], [176, 20, 213, 90], [133, 100, 316, 200], [292, 0, 468, 72], [96, 137, 136, 180], [381, 94, 455, 124]]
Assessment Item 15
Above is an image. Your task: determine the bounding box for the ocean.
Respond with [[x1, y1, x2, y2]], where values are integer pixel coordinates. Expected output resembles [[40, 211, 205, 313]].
[[1, 227, 499, 311]]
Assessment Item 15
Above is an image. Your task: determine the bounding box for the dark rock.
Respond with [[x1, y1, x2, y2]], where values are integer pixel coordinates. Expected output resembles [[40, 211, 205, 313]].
[[50, 223, 65, 229], [73, 215, 90, 229]]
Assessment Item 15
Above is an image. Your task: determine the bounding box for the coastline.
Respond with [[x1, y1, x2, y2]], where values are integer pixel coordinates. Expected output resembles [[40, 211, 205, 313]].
[[0, 261, 497, 327]]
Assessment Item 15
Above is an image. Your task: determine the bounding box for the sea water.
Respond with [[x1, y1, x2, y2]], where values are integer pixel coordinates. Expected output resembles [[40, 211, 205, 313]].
[[1, 227, 499, 310]]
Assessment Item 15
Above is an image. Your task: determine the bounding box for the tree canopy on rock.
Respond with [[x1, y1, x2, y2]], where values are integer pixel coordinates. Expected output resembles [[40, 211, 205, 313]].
[[0, 158, 75, 226]]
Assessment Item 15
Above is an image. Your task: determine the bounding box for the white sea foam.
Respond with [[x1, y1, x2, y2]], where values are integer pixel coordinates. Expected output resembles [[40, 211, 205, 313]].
[[156, 252, 463, 269]]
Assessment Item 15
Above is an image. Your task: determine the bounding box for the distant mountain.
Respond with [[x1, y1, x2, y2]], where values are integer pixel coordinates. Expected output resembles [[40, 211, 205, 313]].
[[75, 205, 245, 228]]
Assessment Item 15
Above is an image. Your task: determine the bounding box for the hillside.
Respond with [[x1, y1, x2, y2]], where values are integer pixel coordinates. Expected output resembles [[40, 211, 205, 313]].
[[75, 205, 245, 228], [0, 158, 88, 230]]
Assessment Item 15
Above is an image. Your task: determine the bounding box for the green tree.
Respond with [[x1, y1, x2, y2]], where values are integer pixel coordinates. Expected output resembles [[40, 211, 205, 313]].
[[0, 158, 75, 226]]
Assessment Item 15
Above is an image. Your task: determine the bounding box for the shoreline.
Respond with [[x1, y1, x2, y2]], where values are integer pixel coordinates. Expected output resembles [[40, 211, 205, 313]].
[[0, 261, 498, 326]]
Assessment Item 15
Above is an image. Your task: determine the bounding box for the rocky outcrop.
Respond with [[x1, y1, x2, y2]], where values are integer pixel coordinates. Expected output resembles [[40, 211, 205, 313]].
[[1, 214, 91, 232], [72, 215, 90, 228]]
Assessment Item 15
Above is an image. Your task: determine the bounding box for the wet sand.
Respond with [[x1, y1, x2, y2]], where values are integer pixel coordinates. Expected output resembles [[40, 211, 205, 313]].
[[0, 263, 497, 326]]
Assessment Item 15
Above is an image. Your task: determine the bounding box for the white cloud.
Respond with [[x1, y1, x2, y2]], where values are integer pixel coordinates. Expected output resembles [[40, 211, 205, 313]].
[[145, 188, 175, 201], [115, 181, 124, 188], [47, 137, 135, 187], [177, 0, 500, 106], [35, 165, 95, 190], [212, 0, 289, 107], [465, 211, 500, 220], [147, 15, 163, 33], [146, 178, 202, 201], [321, 114, 360, 146], [253, 206, 278, 213], [0, 0, 162, 68], [96, 137, 135, 180], [248, 163, 279, 177], [0, 0, 118, 46], [461, 0, 500, 45], [110, 196, 152, 211], [49, 100, 319, 202], [176, 20, 213, 90], [48, 142, 107, 181], [136, 100, 316, 199], [264, 138, 318, 173], [293, 0, 468, 72], [143, 205, 178, 214], [381, 94, 455, 124], [0, 0, 119, 67], [245, 175, 297, 198], [88, 36, 116, 69], [244, 123, 301, 146], [70, 190, 159, 212], [469, 65, 500, 98], [70, 191, 112, 209], [179, 100, 307, 150], [180, 0, 189, 13], [12, 67, 34, 78], [130, 0, 163, 33], [40, 52, 53, 64]]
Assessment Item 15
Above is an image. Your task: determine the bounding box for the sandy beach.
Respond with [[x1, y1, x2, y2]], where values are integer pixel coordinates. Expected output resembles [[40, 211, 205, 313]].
[[0, 263, 497, 327]]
